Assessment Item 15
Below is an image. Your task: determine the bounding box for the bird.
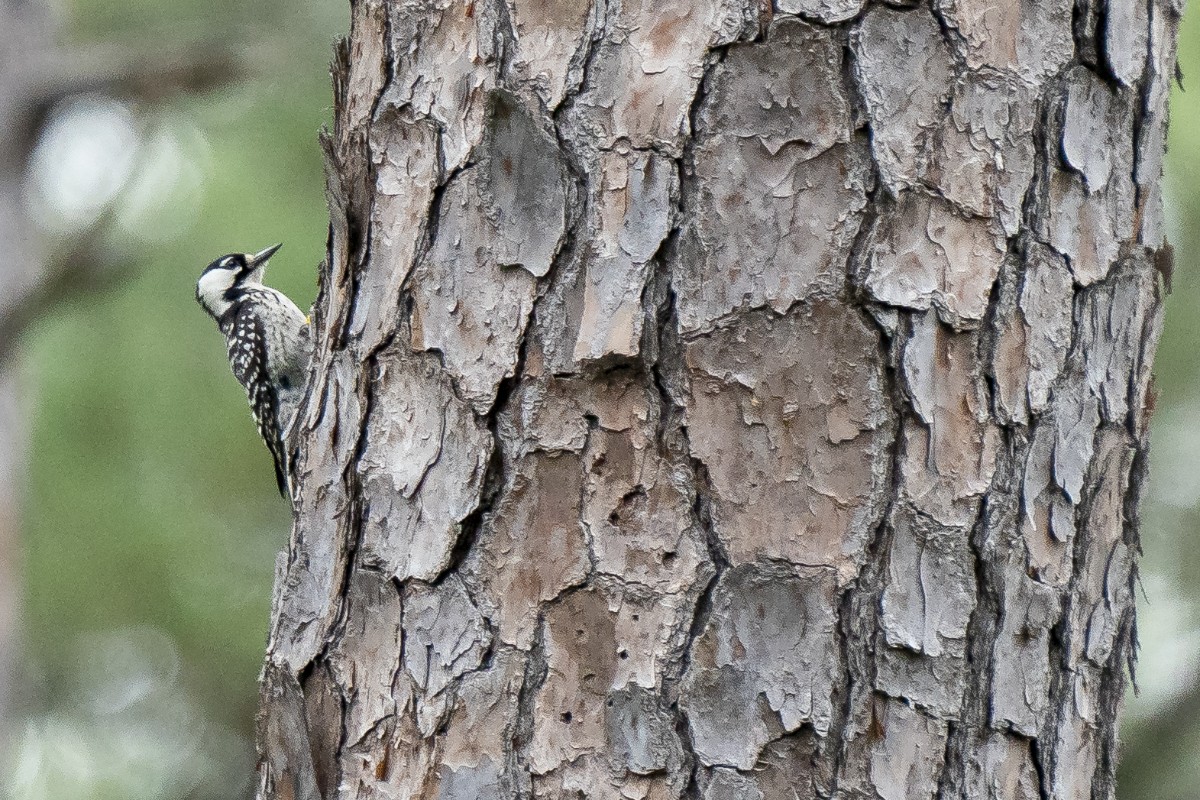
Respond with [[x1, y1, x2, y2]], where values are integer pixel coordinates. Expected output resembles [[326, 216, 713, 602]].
[[196, 243, 312, 497]]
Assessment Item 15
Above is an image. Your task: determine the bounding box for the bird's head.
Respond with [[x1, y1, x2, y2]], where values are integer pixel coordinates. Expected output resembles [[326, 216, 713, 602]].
[[196, 243, 282, 319]]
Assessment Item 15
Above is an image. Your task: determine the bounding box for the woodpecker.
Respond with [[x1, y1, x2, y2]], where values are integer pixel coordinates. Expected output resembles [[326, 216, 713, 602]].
[[196, 243, 312, 496]]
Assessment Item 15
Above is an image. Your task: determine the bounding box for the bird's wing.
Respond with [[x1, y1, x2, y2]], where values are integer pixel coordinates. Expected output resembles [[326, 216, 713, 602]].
[[227, 302, 288, 497]]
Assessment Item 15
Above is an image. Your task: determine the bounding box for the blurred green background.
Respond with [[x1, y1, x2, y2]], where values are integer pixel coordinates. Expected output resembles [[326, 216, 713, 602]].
[[7, 2, 343, 798], [4, 1, 1200, 798]]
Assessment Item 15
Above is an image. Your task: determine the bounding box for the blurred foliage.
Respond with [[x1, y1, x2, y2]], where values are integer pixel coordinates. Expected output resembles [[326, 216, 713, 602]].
[[12, 1, 345, 797], [8, 0, 1200, 798]]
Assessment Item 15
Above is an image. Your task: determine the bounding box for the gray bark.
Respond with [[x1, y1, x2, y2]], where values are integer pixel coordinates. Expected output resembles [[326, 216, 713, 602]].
[[259, 1, 1180, 797]]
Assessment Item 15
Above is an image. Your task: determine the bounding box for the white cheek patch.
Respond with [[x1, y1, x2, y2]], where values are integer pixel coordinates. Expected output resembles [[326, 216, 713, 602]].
[[197, 269, 234, 313]]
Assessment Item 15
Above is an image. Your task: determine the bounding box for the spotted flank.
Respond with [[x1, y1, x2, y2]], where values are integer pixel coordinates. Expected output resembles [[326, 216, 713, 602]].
[[226, 303, 288, 496]]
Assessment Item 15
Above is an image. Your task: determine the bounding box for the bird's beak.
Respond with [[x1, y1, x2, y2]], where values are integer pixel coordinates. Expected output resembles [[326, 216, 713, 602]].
[[248, 243, 282, 266]]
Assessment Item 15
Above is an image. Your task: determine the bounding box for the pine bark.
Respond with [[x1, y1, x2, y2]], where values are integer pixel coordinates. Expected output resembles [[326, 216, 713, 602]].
[[258, 1, 1181, 798]]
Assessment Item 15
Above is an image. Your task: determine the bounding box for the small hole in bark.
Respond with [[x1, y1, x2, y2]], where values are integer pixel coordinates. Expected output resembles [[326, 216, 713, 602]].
[[606, 699, 614, 708], [608, 510, 620, 524], [631, 613, 639, 621], [618, 649, 628, 660], [560, 711, 572, 723], [662, 551, 677, 567]]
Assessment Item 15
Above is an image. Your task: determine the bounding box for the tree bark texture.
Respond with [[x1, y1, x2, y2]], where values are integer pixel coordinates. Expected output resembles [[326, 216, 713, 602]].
[[258, 1, 1181, 798]]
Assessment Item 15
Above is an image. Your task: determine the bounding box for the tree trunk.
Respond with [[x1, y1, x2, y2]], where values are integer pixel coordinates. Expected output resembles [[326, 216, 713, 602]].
[[258, 1, 1180, 798]]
